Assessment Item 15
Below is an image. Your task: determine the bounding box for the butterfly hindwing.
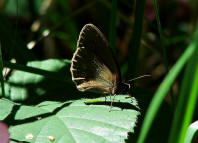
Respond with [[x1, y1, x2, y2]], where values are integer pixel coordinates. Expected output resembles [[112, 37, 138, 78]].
[[70, 24, 121, 94]]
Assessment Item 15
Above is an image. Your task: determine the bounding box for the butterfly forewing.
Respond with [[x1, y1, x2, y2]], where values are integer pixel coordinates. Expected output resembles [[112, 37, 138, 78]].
[[70, 24, 121, 94]]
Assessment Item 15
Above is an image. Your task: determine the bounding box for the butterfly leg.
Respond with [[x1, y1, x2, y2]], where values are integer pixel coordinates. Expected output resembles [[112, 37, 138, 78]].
[[109, 87, 113, 101], [109, 93, 112, 100], [109, 94, 116, 112]]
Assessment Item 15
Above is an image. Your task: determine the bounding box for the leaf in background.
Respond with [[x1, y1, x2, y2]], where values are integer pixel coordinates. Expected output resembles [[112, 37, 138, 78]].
[[168, 23, 198, 143], [3, 59, 74, 102], [48, 0, 78, 51], [137, 38, 197, 143], [5, 0, 46, 17], [5, 0, 29, 17], [6, 95, 139, 143]]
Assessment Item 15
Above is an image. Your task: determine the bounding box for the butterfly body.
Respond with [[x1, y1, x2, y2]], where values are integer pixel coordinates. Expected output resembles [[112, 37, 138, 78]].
[[70, 24, 130, 95]]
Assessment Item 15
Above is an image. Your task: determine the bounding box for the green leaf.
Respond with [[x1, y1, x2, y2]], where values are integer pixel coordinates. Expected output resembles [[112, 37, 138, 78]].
[[168, 23, 198, 143], [184, 121, 198, 143], [137, 37, 197, 143], [8, 95, 139, 143], [2, 59, 72, 102], [176, 24, 198, 143], [0, 98, 15, 120]]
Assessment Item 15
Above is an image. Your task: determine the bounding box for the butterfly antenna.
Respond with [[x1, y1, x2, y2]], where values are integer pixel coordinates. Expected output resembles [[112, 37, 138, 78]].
[[128, 74, 151, 82]]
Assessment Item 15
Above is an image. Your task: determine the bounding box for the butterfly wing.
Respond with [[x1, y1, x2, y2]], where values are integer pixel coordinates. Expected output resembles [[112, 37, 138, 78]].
[[70, 24, 121, 94]]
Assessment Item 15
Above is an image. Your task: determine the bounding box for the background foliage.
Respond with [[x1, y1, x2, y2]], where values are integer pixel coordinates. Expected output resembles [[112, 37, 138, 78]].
[[0, 0, 198, 143]]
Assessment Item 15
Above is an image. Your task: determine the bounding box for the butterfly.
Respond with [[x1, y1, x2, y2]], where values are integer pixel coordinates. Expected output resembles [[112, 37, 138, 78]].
[[70, 24, 130, 109]]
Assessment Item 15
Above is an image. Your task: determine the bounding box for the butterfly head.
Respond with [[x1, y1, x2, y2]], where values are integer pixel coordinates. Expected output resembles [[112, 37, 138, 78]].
[[114, 82, 130, 94]]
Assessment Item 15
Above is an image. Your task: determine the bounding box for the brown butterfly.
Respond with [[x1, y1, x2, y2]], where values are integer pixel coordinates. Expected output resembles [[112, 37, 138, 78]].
[[70, 24, 130, 109]]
